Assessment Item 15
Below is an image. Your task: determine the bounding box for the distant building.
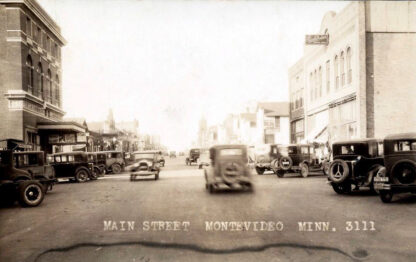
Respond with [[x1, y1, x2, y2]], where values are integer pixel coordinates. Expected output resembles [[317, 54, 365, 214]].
[[0, 0, 70, 152], [256, 102, 290, 145], [289, 1, 416, 144]]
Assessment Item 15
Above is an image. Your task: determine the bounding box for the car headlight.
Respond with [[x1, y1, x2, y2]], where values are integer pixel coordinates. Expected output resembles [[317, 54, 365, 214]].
[[356, 156, 362, 161]]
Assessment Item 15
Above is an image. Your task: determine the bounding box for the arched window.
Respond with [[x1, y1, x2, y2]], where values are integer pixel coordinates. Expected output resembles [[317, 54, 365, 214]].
[[26, 56, 33, 94], [47, 69, 52, 103], [326, 60, 330, 94], [340, 51, 345, 87], [37, 63, 43, 99], [55, 75, 60, 106], [346, 47, 352, 84], [334, 55, 339, 90], [309, 72, 313, 101], [314, 69, 317, 99]]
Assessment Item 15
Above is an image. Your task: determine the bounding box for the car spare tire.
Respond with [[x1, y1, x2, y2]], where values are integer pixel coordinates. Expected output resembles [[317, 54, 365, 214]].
[[328, 159, 349, 184], [221, 162, 244, 184], [279, 156, 293, 171]]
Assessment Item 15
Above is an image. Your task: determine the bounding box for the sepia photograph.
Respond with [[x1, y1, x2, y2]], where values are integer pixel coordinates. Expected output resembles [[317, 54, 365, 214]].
[[0, 0, 415, 261]]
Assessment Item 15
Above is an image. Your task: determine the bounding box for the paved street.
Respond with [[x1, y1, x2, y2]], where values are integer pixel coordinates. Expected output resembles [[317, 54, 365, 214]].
[[1, 156, 416, 262]]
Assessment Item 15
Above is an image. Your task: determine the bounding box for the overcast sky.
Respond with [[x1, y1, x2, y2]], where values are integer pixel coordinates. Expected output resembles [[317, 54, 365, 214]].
[[38, 0, 348, 150]]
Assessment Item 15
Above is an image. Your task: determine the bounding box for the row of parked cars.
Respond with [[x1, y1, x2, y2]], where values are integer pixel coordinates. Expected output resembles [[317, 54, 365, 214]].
[[0, 150, 127, 207], [252, 132, 416, 203]]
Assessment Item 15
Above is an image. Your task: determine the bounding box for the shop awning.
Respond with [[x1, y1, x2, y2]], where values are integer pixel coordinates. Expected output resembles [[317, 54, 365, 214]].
[[37, 123, 86, 133], [302, 125, 328, 144]]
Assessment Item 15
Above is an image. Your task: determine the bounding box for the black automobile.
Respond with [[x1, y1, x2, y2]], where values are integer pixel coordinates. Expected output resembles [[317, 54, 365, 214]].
[[13, 151, 56, 192], [50, 152, 98, 183], [87, 152, 106, 176], [130, 151, 160, 181], [254, 144, 280, 175], [275, 144, 326, 178], [374, 132, 416, 203], [0, 150, 48, 207], [204, 145, 253, 193], [327, 139, 384, 194], [186, 148, 200, 166]]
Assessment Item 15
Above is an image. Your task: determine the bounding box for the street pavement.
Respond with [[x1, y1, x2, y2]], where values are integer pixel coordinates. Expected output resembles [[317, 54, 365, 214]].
[[1, 156, 416, 262]]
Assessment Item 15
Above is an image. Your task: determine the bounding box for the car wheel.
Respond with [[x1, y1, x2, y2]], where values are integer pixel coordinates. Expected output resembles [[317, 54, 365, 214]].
[[322, 160, 330, 176], [255, 166, 265, 175], [380, 190, 393, 203], [90, 169, 99, 180], [111, 164, 122, 174], [331, 181, 351, 194], [328, 159, 349, 183], [209, 184, 215, 194], [75, 168, 89, 183], [17, 181, 44, 207], [155, 172, 159, 180], [276, 170, 285, 178], [300, 163, 309, 178]]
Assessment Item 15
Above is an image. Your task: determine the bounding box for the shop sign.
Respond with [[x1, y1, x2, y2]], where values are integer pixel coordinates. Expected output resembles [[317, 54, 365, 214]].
[[305, 34, 329, 45]]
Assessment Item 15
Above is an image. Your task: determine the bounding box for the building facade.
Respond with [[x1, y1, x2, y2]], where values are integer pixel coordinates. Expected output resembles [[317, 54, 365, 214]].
[[288, 58, 305, 143], [0, 0, 66, 151], [289, 1, 416, 144], [256, 102, 290, 145]]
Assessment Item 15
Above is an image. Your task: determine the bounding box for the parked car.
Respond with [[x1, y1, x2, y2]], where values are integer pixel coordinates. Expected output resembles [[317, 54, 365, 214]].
[[102, 151, 125, 174], [374, 133, 416, 203], [169, 151, 176, 158], [254, 144, 280, 175], [275, 144, 326, 178], [86, 152, 106, 176], [50, 152, 98, 182], [0, 150, 47, 207], [186, 148, 200, 165], [204, 145, 253, 193], [13, 151, 56, 192], [130, 151, 160, 181], [327, 139, 384, 194]]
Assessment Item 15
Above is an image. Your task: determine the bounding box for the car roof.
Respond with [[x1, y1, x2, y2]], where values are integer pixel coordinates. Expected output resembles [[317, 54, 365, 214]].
[[384, 132, 416, 141], [333, 138, 382, 145], [52, 152, 87, 156], [210, 144, 247, 150]]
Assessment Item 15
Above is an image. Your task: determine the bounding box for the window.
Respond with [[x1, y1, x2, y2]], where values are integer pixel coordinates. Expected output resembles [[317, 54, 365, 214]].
[[318, 66, 322, 97], [326, 60, 330, 94], [26, 17, 31, 37], [68, 155, 74, 162], [55, 75, 60, 106], [37, 63, 43, 99], [314, 69, 317, 100], [37, 27, 41, 44], [346, 47, 352, 84], [340, 51, 345, 87], [334, 55, 339, 89], [274, 117, 280, 131], [46, 36, 50, 52], [26, 56, 33, 94], [54, 156, 61, 163], [47, 69, 52, 103], [394, 141, 416, 152], [301, 146, 309, 154], [309, 72, 313, 101], [61, 155, 67, 162]]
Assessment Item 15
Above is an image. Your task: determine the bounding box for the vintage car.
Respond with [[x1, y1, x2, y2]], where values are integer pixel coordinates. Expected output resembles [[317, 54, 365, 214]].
[[130, 151, 160, 181], [169, 151, 177, 158], [327, 139, 384, 194], [86, 152, 106, 176], [102, 151, 125, 174], [13, 151, 56, 192], [374, 133, 416, 203], [275, 144, 325, 178], [186, 148, 200, 165], [50, 152, 98, 182], [254, 144, 280, 175], [0, 150, 47, 207], [204, 145, 253, 193]]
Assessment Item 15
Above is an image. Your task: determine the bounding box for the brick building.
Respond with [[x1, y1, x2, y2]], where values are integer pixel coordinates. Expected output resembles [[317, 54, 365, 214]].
[[0, 0, 68, 151], [289, 1, 416, 144]]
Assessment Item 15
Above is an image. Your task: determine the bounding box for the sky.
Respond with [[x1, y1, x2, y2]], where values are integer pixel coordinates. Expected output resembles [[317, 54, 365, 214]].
[[38, 0, 349, 150]]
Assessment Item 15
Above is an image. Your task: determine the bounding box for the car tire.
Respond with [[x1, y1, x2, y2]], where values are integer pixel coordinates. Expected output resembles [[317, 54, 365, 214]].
[[300, 163, 309, 178], [155, 172, 159, 180], [17, 181, 44, 207], [111, 164, 122, 174], [75, 168, 89, 183], [90, 169, 99, 180], [255, 166, 265, 175], [328, 159, 349, 184], [380, 190, 393, 203], [331, 181, 351, 194], [209, 184, 215, 194], [279, 156, 293, 171]]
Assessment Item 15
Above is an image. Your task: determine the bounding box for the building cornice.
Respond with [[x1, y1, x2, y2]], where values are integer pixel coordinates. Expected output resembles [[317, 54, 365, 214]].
[[0, 0, 67, 45]]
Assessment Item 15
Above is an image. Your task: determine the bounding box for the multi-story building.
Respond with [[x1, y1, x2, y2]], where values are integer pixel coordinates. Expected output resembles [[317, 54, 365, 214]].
[[0, 0, 67, 151], [288, 58, 305, 143], [289, 1, 416, 144], [256, 102, 290, 145]]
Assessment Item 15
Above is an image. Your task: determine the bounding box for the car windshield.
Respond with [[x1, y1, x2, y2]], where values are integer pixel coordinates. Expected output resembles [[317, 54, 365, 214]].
[[134, 153, 155, 160], [219, 149, 243, 156], [336, 144, 367, 155]]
